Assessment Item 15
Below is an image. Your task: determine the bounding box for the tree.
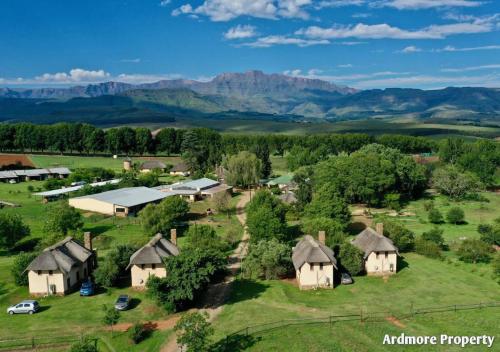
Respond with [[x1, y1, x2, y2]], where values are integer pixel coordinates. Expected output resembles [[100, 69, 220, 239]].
[[0, 213, 30, 249], [43, 202, 83, 244], [477, 219, 500, 246], [382, 219, 415, 252], [11, 252, 38, 286], [69, 336, 98, 352], [422, 227, 445, 248], [432, 165, 482, 200], [129, 322, 148, 344], [174, 312, 213, 352], [242, 239, 291, 279], [212, 191, 232, 218], [293, 167, 313, 211], [457, 239, 493, 263], [446, 207, 465, 225], [428, 208, 444, 224], [301, 217, 346, 248], [134, 128, 153, 155], [338, 242, 364, 276], [185, 225, 228, 252], [415, 237, 443, 259], [225, 151, 261, 188], [94, 244, 136, 287], [252, 141, 272, 179], [304, 184, 351, 226], [438, 138, 466, 164], [147, 248, 226, 311], [140, 196, 189, 235], [102, 305, 120, 335], [383, 193, 401, 212], [246, 190, 287, 242]]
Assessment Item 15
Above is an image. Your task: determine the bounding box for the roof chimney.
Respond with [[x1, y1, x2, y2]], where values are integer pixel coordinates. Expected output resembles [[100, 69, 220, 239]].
[[84, 232, 92, 251], [376, 223, 384, 236], [170, 228, 177, 245], [318, 231, 326, 245]]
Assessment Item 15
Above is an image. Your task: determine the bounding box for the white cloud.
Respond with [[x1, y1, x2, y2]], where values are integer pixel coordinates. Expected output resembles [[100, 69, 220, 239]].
[[440, 64, 500, 72], [315, 0, 365, 9], [352, 13, 372, 18], [120, 58, 141, 63], [439, 44, 500, 52], [242, 35, 329, 47], [224, 25, 258, 39], [296, 19, 495, 40], [172, 0, 312, 21], [373, 0, 483, 10], [400, 45, 422, 53], [159, 0, 172, 6], [338, 64, 353, 68], [35, 68, 110, 83]]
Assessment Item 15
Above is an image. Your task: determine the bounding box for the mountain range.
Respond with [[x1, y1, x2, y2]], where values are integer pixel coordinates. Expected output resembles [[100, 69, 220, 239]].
[[0, 70, 499, 125]]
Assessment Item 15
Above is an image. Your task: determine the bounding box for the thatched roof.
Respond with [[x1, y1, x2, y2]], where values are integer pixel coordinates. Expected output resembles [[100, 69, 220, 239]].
[[170, 162, 189, 172], [127, 233, 179, 268], [140, 160, 167, 170], [278, 191, 297, 204], [351, 227, 399, 259], [25, 237, 93, 274], [292, 235, 337, 270]]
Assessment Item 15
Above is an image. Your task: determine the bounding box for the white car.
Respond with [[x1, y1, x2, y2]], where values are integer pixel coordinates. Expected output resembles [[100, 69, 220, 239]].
[[8, 179, 16, 184], [7, 300, 40, 315]]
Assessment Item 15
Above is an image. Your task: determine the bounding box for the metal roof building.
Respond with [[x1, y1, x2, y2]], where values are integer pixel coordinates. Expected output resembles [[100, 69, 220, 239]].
[[69, 186, 171, 217], [33, 179, 121, 198]]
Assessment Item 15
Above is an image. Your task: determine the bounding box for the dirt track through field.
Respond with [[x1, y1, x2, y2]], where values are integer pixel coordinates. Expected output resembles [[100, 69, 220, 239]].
[[160, 191, 252, 352]]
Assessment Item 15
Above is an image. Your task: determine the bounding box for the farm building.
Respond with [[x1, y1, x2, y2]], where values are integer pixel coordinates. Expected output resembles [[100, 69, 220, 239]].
[[127, 230, 180, 288], [155, 177, 232, 201], [351, 223, 399, 275], [33, 178, 121, 202], [25, 233, 95, 296], [267, 174, 296, 191], [140, 160, 167, 173], [69, 186, 171, 216], [292, 232, 337, 290], [0, 171, 18, 182], [0, 167, 71, 183], [169, 162, 190, 176]]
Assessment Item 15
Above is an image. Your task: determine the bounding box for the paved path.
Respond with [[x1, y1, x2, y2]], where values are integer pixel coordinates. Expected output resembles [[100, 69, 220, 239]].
[[161, 191, 251, 352]]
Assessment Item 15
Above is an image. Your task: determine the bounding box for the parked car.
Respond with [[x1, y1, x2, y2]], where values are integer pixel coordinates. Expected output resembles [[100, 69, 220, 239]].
[[341, 272, 353, 285], [114, 295, 130, 311], [80, 280, 94, 296], [8, 179, 17, 184], [7, 300, 40, 315], [70, 181, 86, 186]]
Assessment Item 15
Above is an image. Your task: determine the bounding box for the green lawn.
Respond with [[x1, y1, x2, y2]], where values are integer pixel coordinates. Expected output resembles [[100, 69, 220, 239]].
[[211, 253, 499, 351], [30, 154, 182, 172]]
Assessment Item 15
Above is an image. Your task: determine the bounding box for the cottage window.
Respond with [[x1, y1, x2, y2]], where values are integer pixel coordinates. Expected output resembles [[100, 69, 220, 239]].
[[49, 270, 53, 276], [141, 264, 145, 269], [319, 263, 323, 271], [152, 264, 156, 269], [376, 252, 379, 259], [385, 251, 388, 259], [37, 270, 41, 275], [310, 263, 314, 271]]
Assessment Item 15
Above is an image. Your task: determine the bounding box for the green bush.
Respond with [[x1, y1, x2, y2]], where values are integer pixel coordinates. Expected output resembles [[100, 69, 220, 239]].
[[428, 208, 443, 224], [129, 322, 148, 344], [242, 239, 292, 280], [69, 336, 98, 352], [380, 219, 415, 252], [457, 239, 493, 264], [11, 252, 38, 286], [338, 242, 364, 275], [446, 207, 465, 224], [421, 227, 445, 248], [415, 237, 443, 259]]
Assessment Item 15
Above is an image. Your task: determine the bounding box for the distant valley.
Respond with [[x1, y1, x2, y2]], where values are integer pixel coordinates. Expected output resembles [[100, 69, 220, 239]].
[[0, 70, 499, 126]]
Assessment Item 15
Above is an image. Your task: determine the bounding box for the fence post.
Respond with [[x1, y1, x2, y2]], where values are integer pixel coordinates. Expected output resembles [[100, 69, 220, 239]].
[[360, 308, 363, 323], [246, 327, 249, 336], [31, 337, 35, 349], [410, 302, 414, 317], [479, 302, 482, 309], [454, 305, 457, 312], [329, 315, 332, 328]]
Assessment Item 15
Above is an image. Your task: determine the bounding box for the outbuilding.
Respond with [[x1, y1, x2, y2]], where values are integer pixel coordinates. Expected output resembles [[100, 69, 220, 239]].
[[69, 186, 171, 216], [140, 160, 167, 173]]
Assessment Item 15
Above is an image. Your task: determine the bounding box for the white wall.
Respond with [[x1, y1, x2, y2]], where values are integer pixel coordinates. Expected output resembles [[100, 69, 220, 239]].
[[296, 262, 335, 289], [365, 251, 397, 275]]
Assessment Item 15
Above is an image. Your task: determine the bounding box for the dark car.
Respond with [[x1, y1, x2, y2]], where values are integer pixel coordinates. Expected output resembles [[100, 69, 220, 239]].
[[114, 295, 130, 311], [341, 272, 353, 285], [80, 280, 94, 296]]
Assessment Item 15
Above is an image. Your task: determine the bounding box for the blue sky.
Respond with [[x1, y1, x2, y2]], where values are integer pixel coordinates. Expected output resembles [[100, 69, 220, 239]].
[[0, 0, 499, 89]]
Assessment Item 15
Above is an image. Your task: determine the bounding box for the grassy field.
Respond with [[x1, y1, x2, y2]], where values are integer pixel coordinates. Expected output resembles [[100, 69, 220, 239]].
[[30, 154, 182, 172], [211, 253, 499, 351]]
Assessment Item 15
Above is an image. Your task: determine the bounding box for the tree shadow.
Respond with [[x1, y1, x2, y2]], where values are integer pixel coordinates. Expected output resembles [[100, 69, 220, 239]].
[[348, 222, 367, 235], [210, 334, 258, 352], [83, 224, 114, 236], [12, 238, 40, 253], [397, 256, 410, 272], [225, 280, 269, 306]]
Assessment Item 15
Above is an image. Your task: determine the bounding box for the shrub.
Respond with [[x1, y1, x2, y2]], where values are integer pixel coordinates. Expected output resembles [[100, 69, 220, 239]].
[[0, 213, 31, 250], [421, 227, 445, 248], [457, 239, 493, 263], [415, 237, 443, 259], [301, 217, 346, 248], [477, 223, 500, 246], [423, 200, 434, 212], [11, 252, 38, 286], [129, 322, 148, 344], [446, 207, 465, 224], [382, 219, 415, 252], [428, 208, 443, 224], [338, 242, 364, 275], [174, 312, 213, 352], [242, 239, 292, 280], [94, 245, 137, 288], [185, 225, 229, 252], [493, 253, 500, 283], [69, 336, 98, 352]]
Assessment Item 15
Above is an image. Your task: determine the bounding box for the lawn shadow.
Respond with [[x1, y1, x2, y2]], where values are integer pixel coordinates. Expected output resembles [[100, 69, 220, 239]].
[[226, 280, 269, 306], [210, 334, 258, 352], [11, 238, 40, 253], [83, 224, 114, 236]]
